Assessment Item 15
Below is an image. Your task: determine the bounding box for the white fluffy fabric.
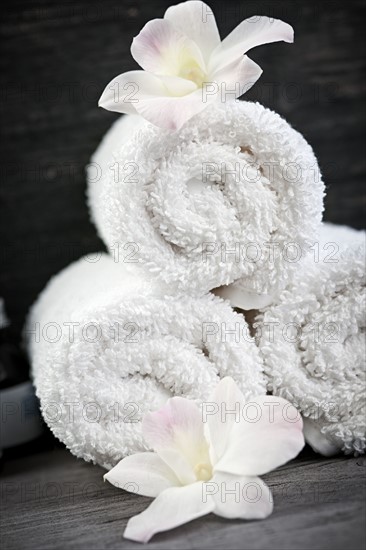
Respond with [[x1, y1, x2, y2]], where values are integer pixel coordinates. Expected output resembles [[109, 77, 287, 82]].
[[87, 101, 324, 304], [256, 223, 366, 455], [26, 254, 265, 469]]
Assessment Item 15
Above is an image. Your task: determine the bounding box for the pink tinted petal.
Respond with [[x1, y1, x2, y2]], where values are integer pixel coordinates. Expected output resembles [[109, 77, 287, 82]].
[[142, 396, 210, 483], [164, 1, 220, 63], [209, 55, 263, 99], [131, 18, 205, 75], [210, 16, 294, 72], [135, 88, 212, 130], [98, 70, 166, 114], [124, 482, 214, 543], [142, 397, 204, 450], [214, 395, 304, 477], [104, 452, 180, 497], [210, 472, 273, 519], [204, 377, 246, 465]]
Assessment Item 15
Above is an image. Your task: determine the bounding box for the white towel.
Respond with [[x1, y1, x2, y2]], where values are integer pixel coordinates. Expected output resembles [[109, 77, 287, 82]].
[[87, 100, 324, 304], [26, 254, 265, 469], [256, 223, 366, 455]]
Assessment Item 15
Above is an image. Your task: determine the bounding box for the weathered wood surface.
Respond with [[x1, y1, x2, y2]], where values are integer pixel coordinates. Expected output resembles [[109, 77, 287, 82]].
[[0, 0, 365, 337], [1, 447, 365, 549]]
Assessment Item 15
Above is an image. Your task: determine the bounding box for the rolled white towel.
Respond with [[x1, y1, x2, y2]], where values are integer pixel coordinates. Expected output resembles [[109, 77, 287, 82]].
[[87, 100, 324, 304], [256, 223, 366, 455], [87, 114, 148, 233], [25, 254, 265, 469]]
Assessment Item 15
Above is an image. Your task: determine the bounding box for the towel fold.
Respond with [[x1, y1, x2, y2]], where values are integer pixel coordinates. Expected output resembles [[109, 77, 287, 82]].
[[256, 223, 366, 455], [87, 100, 324, 305], [26, 254, 265, 468]]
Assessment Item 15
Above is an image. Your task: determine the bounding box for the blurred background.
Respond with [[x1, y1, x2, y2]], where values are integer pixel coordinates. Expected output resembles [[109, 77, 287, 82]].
[[1, 0, 365, 341]]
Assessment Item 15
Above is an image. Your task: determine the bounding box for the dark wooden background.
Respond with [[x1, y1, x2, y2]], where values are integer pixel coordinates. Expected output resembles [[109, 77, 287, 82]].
[[1, 0, 365, 338]]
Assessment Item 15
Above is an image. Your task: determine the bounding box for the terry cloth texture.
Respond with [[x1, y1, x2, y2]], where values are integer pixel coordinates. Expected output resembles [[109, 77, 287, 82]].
[[87, 100, 324, 304], [256, 223, 366, 455], [26, 254, 265, 469]]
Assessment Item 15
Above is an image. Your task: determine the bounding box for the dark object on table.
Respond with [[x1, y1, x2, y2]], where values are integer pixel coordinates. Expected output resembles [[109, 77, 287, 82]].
[[0, 303, 45, 459]]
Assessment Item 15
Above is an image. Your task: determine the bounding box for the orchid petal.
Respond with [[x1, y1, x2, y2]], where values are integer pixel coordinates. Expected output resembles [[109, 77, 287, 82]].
[[98, 70, 197, 120], [164, 1, 221, 63], [104, 452, 181, 497], [131, 18, 205, 76], [210, 16, 294, 73], [124, 482, 214, 543], [98, 70, 166, 114], [205, 377, 246, 466], [209, 55, 263, 99], [210, 472, 273, 519], [158, 74, 197, 96], [142, 397, 211, 484], [135, 88, 213, 130], [214, 395, 304, 477]]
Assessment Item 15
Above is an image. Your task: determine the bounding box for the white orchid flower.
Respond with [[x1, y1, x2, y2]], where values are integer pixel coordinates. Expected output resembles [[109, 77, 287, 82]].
[[104, 377, 304, 543], [99, 1, 294, 130]]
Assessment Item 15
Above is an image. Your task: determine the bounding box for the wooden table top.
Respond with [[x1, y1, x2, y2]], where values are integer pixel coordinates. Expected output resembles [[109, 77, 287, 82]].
[[1, 446, 365, 549]]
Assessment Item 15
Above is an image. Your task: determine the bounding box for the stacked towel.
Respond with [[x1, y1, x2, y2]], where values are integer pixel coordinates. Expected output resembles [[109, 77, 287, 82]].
[[27, 96, 364, 464], [26, 254, 265, 469], [255, 223, 366, 455], [87, 100, 324, 307]]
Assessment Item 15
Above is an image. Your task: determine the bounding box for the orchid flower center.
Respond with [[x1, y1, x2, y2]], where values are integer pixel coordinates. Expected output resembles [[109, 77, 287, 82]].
[[178, 59, 206, 88], [194, 461, 213, 482]]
